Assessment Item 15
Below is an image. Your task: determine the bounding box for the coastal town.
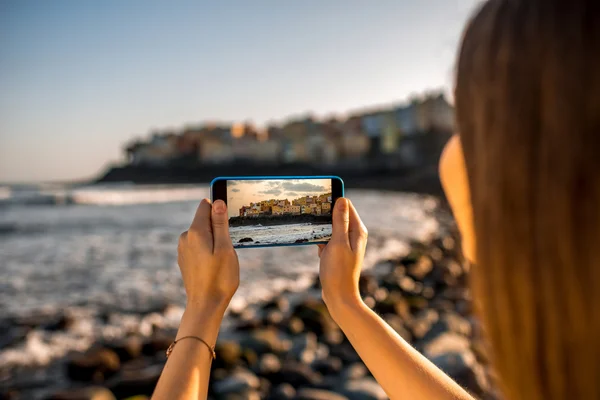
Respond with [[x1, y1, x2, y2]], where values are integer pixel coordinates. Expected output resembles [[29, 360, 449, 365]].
[[238, 193, 332, 218], [123, 91, 454, 168]]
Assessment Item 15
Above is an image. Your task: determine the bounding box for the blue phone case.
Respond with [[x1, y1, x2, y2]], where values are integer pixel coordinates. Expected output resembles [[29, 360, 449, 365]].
[[210, 175, 344, 249]]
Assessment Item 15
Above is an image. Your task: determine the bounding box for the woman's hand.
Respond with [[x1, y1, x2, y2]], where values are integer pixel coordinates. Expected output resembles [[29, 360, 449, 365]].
[[153, 199, 239, 400], [317, 198, 368, 316], [178, 199, 239, 311]]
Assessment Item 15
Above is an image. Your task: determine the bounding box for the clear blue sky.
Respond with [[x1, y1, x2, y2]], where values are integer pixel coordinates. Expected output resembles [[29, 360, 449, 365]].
[[0, 0, 480, 183]]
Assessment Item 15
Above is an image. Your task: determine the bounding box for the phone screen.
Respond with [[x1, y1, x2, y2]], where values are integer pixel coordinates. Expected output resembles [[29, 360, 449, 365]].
[[212, 177, 343, 248]]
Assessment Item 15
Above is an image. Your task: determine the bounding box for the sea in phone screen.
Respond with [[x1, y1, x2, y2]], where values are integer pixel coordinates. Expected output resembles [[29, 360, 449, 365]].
[[227, 179, 333, 247]]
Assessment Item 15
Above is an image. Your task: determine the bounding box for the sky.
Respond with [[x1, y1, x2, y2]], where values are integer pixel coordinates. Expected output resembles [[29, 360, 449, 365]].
[[0, 0, 481, 183], [227, 179, 331, 218]]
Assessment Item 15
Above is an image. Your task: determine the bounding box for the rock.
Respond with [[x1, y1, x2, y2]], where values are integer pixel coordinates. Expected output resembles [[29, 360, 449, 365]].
[[407, 255, 433, 280], [329, 342, 361, 365], [292, 299, 338, 336], [340, 363, 367, 380], [323, 330, 344, 346], [45, 387, 116, 400], [0, 325, 29, 349], [399, 250, 421, 267], [421, 313, 472, 343], [239, 238, 254, 243], [106, 336, 143, 362], [263, 296, 290, 313], [410, 309, 439, 340], [340, 378, 387, 400], [423, 332, 471, 358], [285, 317, 305, 335], [398, 276, 418, 294], [106, 362, 163, 399], [212, 368, 260, 395], [295, 389, 349, 400], [314, 343, 330, 361], [382, 314, 412, 342], [241, 328, 291, 355], [241, 348, 259, 367], [254, 353, 281, 376], [421, 286, 435, 299], [214, 340, 242, 369], [358, 275, 378, 297], [441, 236, 456, 251], [429, 247, 444, 262], [258, 377, 272, 398], [265, 310, 285, 325], [311, 357, 343, 375], [373, 292, 410, 320], [311, 276, 322, 290], [362, 296, 376, 309], [404, 295, 429, 312], [290, 332, 318, 363], [269, 383, 295, 400], [430, 351, 489, 397], [141, 332, 174, 356], [67, 348, 121, 382], [271, 361, 323, 388], [373, 288, 388, 302], [43, 313, 77, 332]]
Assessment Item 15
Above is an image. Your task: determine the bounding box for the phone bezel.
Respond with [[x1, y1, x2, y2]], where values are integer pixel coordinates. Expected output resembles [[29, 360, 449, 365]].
[[210, 176, 344, 249]]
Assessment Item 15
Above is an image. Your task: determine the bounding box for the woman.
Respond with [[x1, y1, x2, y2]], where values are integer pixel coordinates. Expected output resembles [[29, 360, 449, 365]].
[[153, 0, 600, 399]]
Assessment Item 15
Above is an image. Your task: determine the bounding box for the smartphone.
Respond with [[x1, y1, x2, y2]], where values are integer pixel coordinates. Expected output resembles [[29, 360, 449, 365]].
[[211, 176, 344, 249]]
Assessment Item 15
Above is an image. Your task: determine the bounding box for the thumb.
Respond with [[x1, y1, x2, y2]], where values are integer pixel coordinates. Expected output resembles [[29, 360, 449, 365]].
[[331, 198, 350, 245], [211, 200, 232, 252]]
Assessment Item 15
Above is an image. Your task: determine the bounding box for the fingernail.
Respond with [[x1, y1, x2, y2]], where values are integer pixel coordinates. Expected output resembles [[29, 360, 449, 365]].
[[336, 198, 348, 211], [213, 200, 226, 214]]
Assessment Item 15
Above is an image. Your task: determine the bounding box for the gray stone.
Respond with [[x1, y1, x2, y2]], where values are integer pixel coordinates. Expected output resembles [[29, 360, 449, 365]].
[[290, 332, 318, 363], [296, 388, 349, 400], [340, 363, 367, 380], [311, 357, 343, 376], [45, 387, 116, 400], [255, 353, 281, 376], [269, 383, 295, 400], [423, 332, 471, 359], [430, 351, 489, 397], [410, 309, 439, 340], [212, 368, 260, 394], [340, 378, 387, 400]]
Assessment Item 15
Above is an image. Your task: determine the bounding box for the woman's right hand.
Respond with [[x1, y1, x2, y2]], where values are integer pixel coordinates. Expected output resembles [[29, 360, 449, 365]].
[[178, 199, 240, 311], [317, 198, 368, 316]]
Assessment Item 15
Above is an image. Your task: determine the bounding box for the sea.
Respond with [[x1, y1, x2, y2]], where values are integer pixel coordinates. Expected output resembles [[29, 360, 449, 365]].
[[230, 223, 332, 247], [0, 183, 440, 369]]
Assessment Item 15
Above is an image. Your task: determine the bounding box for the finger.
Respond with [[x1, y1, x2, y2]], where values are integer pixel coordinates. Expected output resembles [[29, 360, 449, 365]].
[[211, 199, 232, 251], [317, 244, 326, 257], [348, 200, 368, 253], [189, 199, 213, 243], [331, 198, 350, 245]]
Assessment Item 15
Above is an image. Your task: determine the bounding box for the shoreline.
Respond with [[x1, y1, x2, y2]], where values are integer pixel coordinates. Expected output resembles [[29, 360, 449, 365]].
[[230, 215, 333, 228]]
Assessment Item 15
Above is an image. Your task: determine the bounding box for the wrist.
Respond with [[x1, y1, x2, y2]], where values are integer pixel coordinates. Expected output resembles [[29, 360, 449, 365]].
[[324, 291, 364, 322], [186, 295, 231, 315], [177, 299, 229, 344]]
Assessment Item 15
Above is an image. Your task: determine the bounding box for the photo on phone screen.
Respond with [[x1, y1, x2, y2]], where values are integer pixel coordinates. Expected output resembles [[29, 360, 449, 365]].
[[219, 178, 338, 248]]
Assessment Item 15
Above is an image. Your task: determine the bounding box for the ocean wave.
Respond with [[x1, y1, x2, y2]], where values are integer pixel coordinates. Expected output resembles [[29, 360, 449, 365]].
[[0, 184, 209, 207]]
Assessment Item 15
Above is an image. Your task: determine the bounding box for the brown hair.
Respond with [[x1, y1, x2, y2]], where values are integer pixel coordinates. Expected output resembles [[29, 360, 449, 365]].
[[455, 1, 600, 399]]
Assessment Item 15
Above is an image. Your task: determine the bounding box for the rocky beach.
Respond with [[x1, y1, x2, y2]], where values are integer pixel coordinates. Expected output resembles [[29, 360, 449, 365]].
[[0, 203, 497, 400]]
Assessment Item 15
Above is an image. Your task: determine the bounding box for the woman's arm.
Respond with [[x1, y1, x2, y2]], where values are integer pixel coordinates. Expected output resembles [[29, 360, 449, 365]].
[[318, 199, 475, 400], [152, 199, 239, 400]]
